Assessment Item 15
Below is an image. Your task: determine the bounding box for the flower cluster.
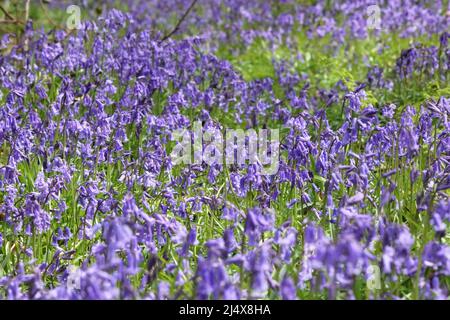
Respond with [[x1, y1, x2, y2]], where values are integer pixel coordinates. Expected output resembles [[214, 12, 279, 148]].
[[0, 1, 449, 300]]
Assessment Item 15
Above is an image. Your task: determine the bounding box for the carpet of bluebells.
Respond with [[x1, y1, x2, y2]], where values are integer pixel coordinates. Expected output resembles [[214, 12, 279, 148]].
[[0, 0, 450, 300]]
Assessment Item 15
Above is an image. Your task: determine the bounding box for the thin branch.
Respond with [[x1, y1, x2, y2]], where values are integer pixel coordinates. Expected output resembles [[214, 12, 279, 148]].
[[160, 0, 198, 43], [24, 0, 31, 50], [24, 0, 30, 22], [0, 19, 23, 25], [0, 4, 15, 20]]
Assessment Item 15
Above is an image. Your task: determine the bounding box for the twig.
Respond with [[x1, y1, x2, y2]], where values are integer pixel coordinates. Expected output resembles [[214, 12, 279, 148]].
[[0, 4, 15, 20], [24, 0, 30, 51], [0, 19, 23, 25], [160, 0, 198, 43], [24, 0, 30, 22]]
